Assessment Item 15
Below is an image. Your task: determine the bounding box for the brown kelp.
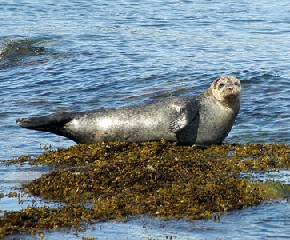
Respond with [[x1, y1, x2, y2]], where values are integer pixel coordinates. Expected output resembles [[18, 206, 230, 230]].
[[0, 141, 289, 238]]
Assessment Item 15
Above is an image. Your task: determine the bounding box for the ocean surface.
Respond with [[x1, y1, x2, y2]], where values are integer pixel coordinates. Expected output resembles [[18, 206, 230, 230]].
[[0, 0, 289, 239]]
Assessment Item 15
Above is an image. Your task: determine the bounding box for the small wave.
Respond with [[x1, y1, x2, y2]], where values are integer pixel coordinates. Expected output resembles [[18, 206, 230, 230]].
[[0, 37, 48, 69]]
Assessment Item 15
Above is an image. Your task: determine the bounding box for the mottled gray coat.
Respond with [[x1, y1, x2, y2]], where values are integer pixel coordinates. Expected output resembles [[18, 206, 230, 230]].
[[17, 76, 241, 146]]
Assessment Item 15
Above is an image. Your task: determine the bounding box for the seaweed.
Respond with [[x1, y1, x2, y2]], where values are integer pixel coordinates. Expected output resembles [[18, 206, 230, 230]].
[[0, 141, 289, 238]]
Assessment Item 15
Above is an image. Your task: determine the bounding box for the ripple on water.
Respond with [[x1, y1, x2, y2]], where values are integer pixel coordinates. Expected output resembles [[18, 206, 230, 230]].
[[232, 72, 290, 144], [0, 37, 48, 68]]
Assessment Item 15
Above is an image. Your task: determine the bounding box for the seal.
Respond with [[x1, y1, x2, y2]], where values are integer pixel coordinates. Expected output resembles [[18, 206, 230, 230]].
[[16, 76, 241, 146]]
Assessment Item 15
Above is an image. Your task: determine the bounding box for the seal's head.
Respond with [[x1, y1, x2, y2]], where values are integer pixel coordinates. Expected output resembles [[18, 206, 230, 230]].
[[208, 76, 241, 106]]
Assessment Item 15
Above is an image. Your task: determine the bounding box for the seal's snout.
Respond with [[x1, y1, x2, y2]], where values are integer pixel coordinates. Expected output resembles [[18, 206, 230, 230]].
[[209, 76, 241, 104]]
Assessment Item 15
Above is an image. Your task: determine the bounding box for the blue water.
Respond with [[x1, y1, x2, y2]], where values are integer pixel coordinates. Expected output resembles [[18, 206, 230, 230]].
[[1, 0, 289, 239]]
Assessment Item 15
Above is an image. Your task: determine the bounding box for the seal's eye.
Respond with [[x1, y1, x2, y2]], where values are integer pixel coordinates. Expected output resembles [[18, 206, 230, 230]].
[[218, 83, 225, 89], [234, 82, 241, 87]]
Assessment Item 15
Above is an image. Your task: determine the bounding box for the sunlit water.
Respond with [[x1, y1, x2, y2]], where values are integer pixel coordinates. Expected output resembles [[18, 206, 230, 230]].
[[1, 0, 289, 239]]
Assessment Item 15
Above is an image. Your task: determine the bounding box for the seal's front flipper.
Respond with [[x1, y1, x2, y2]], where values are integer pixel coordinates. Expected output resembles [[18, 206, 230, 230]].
[[168, 108, 189, 133], [168, 104, 199, 133]]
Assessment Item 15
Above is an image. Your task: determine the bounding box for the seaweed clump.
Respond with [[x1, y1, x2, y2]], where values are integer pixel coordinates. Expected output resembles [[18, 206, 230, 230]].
[[0, 141, 289, 237]]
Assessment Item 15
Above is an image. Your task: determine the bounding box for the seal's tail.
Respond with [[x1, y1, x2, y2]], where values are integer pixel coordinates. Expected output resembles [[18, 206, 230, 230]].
[[16, 112, 77, 136]]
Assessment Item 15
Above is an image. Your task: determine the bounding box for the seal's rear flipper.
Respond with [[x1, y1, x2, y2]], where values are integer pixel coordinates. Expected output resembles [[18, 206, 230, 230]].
[[16, 112, 77, 137]]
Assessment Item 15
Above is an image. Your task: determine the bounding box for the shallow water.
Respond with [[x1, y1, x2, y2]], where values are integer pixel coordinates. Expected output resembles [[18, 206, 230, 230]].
[[4, 200, 290, 240], [1, 0, 289, 239], [47, 201, 290, 240]]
